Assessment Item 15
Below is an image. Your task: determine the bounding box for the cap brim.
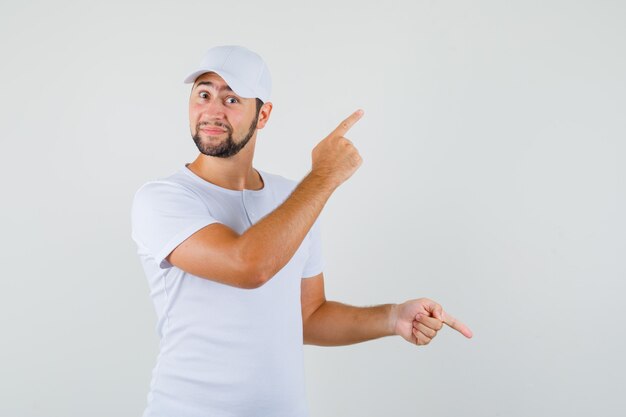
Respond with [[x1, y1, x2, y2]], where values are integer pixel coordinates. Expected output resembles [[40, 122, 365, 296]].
[[183, 68, 256, 99]]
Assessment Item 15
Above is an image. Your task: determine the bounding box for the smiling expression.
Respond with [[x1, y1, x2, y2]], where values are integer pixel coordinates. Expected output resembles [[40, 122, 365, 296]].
[[189, 72, 261, 158]]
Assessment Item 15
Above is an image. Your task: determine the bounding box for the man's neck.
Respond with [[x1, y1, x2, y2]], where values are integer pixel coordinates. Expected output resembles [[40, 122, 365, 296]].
[[187, 151, 264, 191]]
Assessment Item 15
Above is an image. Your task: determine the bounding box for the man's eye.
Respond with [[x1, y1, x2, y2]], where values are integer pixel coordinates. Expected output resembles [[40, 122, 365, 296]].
[[226, 97, 238, 104], [199, 92, 209, 99]]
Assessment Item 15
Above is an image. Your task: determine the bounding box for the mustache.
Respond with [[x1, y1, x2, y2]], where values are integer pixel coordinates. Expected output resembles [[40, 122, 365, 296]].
[[197, 121, 231, 132]]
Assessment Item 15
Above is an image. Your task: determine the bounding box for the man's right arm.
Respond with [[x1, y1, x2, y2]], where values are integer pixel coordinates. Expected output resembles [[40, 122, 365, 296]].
[[167, 109, 365, 289]]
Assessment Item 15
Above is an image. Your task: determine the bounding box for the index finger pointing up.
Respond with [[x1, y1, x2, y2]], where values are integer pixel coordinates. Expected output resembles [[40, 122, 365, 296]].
[[442, 310, 473, 339], [330, 109, 364, 137]]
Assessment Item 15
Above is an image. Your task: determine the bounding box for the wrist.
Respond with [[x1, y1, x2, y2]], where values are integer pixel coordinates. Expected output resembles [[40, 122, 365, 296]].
[[307, 169, 340, 192], [387, 303, 399, 336]]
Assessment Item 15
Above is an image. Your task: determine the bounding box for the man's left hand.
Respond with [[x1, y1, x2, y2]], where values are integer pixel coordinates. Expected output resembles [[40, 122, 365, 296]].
[[390, 298, 473, 346]]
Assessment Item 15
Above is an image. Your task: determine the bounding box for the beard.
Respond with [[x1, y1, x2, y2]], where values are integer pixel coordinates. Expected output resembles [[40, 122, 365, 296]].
[[192, 112, 259, 158]]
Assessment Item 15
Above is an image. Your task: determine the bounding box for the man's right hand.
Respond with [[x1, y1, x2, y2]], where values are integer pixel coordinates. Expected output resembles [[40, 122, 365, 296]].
[[311, 109, 364, 189], [168, 109, 366, 289]]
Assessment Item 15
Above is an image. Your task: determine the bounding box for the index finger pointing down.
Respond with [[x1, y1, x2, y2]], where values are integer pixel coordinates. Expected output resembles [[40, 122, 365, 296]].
[[442, 310, 473, 339], [331, 109, 364, 137]]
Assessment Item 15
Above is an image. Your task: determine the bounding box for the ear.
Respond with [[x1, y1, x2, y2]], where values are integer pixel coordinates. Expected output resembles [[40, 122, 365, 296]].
[[255, 102, 273, 129]]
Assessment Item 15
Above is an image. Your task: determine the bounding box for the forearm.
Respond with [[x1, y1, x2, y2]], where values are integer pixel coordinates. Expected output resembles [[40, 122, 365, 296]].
[[303, 301, 397, 346], [239, 171, 336, 282]]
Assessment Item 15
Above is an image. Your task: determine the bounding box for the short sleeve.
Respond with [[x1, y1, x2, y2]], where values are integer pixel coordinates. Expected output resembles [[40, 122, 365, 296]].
[[131, 181, 219, 269], [301, 217, 324, 278]]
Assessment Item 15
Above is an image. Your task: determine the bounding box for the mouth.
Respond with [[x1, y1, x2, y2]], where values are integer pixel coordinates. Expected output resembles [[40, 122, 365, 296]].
[[200, 128, 226, 135], [199, 126, 228, 135]]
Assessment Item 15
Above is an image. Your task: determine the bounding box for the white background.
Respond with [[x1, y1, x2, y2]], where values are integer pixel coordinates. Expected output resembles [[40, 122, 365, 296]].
[[1, 1, 625, 416]]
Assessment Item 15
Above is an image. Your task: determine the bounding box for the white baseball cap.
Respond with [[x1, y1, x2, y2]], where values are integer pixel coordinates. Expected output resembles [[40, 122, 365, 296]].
[[183, 45, 272, 103]]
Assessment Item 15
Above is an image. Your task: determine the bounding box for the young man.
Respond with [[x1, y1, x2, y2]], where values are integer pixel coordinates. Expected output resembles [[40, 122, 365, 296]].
[[131, 45, 472, 417]]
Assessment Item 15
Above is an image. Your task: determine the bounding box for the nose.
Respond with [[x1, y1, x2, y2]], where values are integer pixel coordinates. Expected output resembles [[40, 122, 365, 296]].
[[202, 97, 227, 119], [197, 100, 231, 130]]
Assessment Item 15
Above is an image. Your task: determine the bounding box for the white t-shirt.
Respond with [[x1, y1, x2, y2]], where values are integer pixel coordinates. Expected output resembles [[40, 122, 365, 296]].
[[131, 164, 324, 417]]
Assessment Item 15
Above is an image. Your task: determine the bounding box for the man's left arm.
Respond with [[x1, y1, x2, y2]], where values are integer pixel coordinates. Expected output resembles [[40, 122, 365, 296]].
[[301, 273, 473, 346]]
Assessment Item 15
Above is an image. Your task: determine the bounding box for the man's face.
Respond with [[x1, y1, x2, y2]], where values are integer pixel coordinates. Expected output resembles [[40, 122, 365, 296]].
[[189, 72, 260, 158]]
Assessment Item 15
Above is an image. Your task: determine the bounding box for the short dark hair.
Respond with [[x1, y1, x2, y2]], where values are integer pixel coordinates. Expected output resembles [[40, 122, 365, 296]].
[[255, 98, 264, 116]]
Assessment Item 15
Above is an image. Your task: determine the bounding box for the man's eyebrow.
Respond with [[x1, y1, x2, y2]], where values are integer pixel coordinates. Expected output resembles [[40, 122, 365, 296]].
[[194, 81, 233, 92]]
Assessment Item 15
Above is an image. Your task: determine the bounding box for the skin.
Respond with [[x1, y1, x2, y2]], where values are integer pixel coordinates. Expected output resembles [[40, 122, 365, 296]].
[[169, 71, 473, 347], [186, 72, 270, 191]]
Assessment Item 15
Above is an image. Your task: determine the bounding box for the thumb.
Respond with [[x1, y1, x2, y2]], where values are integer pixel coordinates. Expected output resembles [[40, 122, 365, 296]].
[[434, 305, 444, 321], [423, 300, 444, 321]]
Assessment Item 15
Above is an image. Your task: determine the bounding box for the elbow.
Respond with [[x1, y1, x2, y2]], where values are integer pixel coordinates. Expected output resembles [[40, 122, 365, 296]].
[[242, 273, 269, 289], [232, 237, 277, 289], [238, 256, 273, 289]]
